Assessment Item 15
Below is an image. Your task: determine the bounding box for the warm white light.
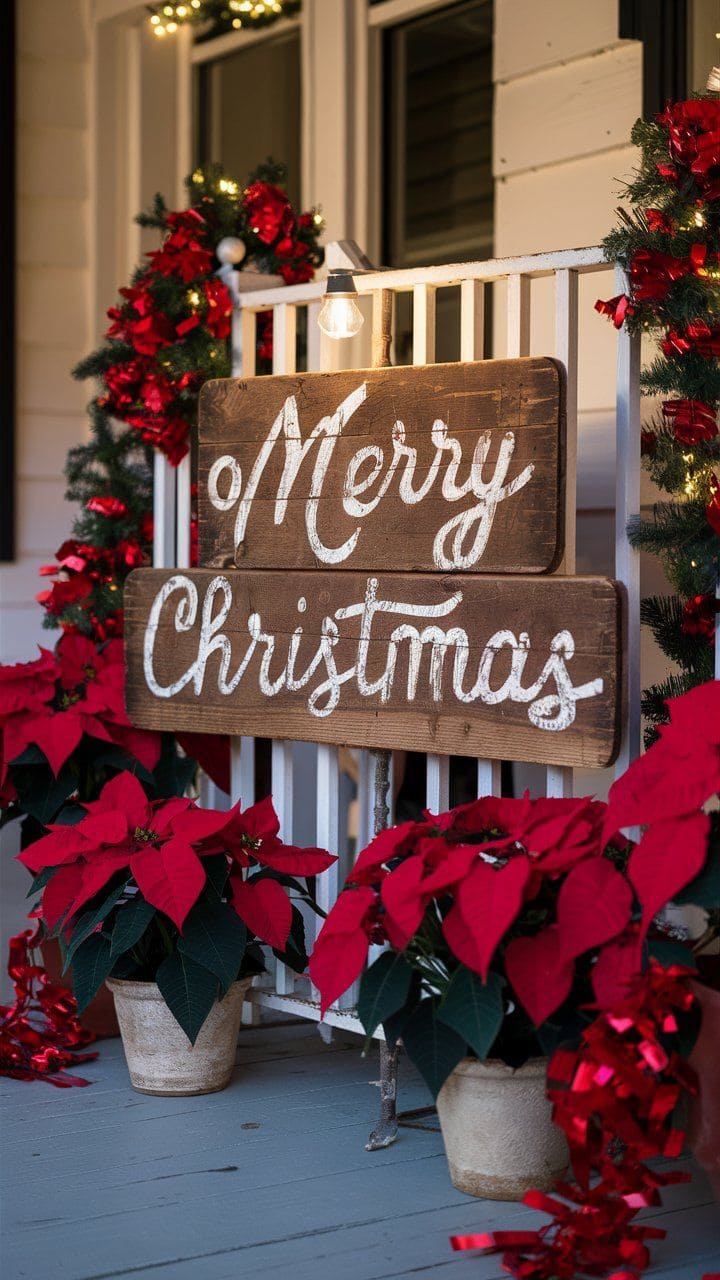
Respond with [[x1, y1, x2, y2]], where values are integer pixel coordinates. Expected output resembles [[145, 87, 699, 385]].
[[318, 294, 364, 340]]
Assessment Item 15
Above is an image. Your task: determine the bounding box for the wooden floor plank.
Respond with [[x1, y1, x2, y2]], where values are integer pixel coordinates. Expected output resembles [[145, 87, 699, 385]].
[[1, 1023, 718, 1280]]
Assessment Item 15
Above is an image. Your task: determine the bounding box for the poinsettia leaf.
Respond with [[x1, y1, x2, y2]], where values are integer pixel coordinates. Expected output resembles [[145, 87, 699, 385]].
[[230, 875, 292, 950], [308, 886, 375, 1015], [556, 858, 633, 959], [130, 837, 206, 931], [110, 896, 156, 962], [91, 747, 155, 786], [400, 999, 467, 1099], [13, 766, 78, 827], [64, 879, 129, 970], [71, 933, 115, 1013], [178, 901, 247, 994], [26, 866, 57, 898], [674, 845, 720, 909], [380, 857, 426, 948], [505, 927, 575, 1026], [358, 951, 413, 1037], [630, 812, 710, 934], [442, 857, 530, 979], [156, 951, 219, 1044], [437, 968, 504, 1061], [647, 938, 698, 972], [202, 853, 231, 901], [272, 905, 308, 973]]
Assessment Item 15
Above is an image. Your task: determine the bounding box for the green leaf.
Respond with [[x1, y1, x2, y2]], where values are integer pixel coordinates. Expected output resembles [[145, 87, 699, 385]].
[[647, 938, 698, 972], [71, 933, 115, 1013], [178, 901, 246, 994], [674, 850, 720, 910], [26, 866, 57, 899], [400, 999, 467, 1099], [14, 768, 78, 826], [437, 968, 504, 1061], [64, 880, 129, 970], [358, 952, 413, 1038], [203, 854, 231, 900], [156, 951, 220, 1044], [272, 905, 308, 974], [92, 747, 155, 786], [110, 896, 156, 962]]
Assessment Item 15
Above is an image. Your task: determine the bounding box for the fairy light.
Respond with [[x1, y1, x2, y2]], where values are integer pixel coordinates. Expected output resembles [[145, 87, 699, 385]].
[[187, 289, 201, 308], [148, 0, 298, 37]]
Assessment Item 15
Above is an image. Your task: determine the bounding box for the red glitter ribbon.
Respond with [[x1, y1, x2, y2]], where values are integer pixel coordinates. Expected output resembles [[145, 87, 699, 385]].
[[0, 927, 97, 1087], [451, 964, 698, 1279]]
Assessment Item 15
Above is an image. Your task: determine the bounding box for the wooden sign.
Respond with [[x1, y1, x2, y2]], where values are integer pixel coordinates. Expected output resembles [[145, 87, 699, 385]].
[[198, 358, 565, 575], [125, 569, 623, 768]]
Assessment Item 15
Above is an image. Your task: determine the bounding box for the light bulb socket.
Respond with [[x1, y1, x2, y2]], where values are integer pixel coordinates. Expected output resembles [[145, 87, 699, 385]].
[[325, 268, 358, 297]]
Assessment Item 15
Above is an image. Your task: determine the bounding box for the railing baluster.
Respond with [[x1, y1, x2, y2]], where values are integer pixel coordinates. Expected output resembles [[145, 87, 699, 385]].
[[175, 453, 192, 569], [272, 740, 296, 995], [506, 274, 531, 358], [426, 756, 450, 813], [152, 454, 176, 569], [459, 278, 499, 799], [413, 283, 450, 811], [546, 267, 579, 800], [460, 278, 484, 362]]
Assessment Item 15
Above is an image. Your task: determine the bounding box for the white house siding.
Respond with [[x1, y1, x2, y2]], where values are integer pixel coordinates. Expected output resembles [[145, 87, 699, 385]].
[[2, 0, 93, 666]]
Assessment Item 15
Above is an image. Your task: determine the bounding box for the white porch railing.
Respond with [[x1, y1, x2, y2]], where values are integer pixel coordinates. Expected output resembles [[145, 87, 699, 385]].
[[152, 245, 642, 1034]]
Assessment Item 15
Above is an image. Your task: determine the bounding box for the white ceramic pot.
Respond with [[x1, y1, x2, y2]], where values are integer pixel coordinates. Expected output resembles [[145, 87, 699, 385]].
[[436, 1056, 568, 1200], [107, 977, 252, 1096]]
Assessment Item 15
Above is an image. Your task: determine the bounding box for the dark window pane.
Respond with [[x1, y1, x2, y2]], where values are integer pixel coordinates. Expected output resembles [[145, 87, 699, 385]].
[[195, 32, 301, 204], [383, 0, 493, 268]]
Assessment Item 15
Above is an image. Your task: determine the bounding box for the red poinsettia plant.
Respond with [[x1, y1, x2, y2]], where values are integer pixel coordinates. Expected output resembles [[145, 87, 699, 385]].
[[22, 772, 335, 1044], [310, 680, 720, 1098]]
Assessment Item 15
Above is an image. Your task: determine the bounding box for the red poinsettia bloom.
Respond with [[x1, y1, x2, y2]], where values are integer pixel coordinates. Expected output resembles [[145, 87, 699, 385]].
[[604, 679, 720, 938], [243, 180, 294, 245], [202, 277, 233, 340], [1, 637, 160, 778], [146, 208, 213, 282], [311, 792, 623, 1021]]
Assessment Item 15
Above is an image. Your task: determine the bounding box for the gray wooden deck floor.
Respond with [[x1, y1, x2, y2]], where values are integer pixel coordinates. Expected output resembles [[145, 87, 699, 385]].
[[2, 1021, 718, 1280]]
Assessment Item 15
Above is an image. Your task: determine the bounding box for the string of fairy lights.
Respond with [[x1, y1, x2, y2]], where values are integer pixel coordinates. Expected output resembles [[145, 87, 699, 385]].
[[148, 0, 300, 39]]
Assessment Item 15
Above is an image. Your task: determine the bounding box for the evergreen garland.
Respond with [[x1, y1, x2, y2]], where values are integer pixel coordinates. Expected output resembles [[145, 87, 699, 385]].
[[596, 96, 720, 744]]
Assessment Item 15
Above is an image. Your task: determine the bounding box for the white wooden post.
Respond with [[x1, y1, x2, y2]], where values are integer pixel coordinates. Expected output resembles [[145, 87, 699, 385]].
[[614, 264, 642, 776], [546, 267, 579, 799]]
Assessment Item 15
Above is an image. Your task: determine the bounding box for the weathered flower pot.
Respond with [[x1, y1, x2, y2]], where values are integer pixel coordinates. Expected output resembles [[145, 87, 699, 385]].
[[107, 977, 252, 1096], [436, 1056, 568, 1200]]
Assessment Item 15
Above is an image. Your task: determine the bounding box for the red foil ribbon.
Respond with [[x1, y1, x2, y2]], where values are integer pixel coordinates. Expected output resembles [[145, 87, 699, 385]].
[[450, 964, 698, 1279], [0, 927, 97, 1087]]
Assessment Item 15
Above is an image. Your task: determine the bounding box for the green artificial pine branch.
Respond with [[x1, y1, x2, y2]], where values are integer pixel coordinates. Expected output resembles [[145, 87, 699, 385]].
[[598, 92, 720, 724]]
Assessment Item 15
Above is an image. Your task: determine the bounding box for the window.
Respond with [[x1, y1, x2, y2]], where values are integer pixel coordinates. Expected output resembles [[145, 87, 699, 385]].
[[194, 30, 301, 201], [382, 0, 493, 269]]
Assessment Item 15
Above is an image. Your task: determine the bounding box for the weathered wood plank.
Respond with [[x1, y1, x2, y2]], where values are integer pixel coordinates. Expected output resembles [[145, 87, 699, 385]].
[[125, 568, 623, 767], [198, 358, 565, 576]]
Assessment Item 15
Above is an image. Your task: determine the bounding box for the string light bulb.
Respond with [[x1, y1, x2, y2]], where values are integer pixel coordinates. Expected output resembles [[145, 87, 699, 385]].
[[318, 269, 364, 340], [147, 0, 299, 39]]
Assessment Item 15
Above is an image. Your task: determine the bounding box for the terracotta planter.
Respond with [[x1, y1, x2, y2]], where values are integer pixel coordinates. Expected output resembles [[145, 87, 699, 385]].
[[41, 938, 119, 1039], [107, 977, 252, 1096], [436, 1056, 568, 1200], [689, 981, 720, 1201]]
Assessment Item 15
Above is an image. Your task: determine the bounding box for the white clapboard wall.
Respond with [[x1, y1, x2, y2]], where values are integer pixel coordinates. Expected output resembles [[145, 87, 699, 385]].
[[153, 245, 645, 1033]]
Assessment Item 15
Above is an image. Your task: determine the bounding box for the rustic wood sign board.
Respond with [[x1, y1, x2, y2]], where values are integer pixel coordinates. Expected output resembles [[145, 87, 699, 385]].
[[198, 357, 565, 575], [125, 569, 623, 768]]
